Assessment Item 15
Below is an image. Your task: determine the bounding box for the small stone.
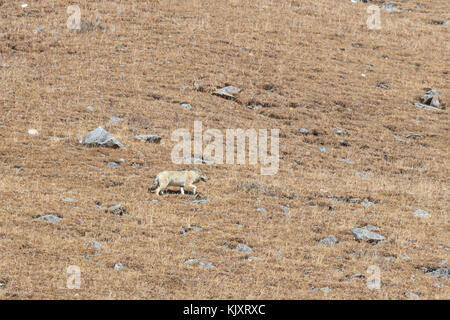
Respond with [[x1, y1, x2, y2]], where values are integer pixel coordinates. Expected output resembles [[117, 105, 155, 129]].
[[236, 244, 253, 253], [91, 241, 103, 249], [114, 262, 124, 270], [63, 197, 75, 203], [107, 161, 119, 168], [400, 253, 410, 259], [184, 258, 198, 264], [34, 25, 44, 33], [28, 129, 39, 136], [87, 105, 94, 111], [133, 134, 162, 144], [355, 171, 370, 179], [318, 147, 328, 152], [404, 292, 420, 299], [333, 128, 346, 135], [361, 199, 374, 207], [381, 2, 401, 13], [405, 133, 422, 139], [319, 235, 339, 245], [109, 116, 124, 123], [352, 227, 385, 243], [256, 207, 267, 213], [35, 214, 62, 223], [107, 204, 127, 215], [376, 81, 392, 89], [282, 206, 290, 214], [428, 267, 449, 280], [213, 86, 241, 100], [413, 209, 430, 218], [181, 103, 192, 110], [299, 128, 310, 134], [199, 261, 214, 268], [338, 158, 352, 164], [81, 127, 123, 148], [320, 287, 332, 294], [438, 260, 447, 266]]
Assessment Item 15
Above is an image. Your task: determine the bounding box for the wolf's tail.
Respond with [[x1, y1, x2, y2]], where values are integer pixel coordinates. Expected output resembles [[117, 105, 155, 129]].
[[148, 176, 159, 191]]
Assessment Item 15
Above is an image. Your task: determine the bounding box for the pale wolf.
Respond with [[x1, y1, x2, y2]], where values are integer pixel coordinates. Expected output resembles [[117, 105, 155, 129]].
[[148, 170, 208, 195]]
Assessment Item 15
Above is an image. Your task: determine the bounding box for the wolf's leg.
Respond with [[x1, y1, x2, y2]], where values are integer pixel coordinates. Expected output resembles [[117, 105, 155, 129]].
[[186, 184, 197, 195], [180, 186, 184, 194]]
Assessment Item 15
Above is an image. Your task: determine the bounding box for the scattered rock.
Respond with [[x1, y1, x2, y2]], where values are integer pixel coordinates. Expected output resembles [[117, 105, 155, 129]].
[[413, 102, 441, 111], [381, 2, 401, 13], [81, 127, 123, 148], [109, 116, 124, 123], [428, 267, 449, 280], [400, 253, 410, 259], [107, 161, 120, 168], [318, 147, 328, 152], [184, 258, 198, 264], [199, 261, 214, 268], [338, 158, 352, 164], [180, 225, 202, 234], [114, 262, 124, 270], [107, 204, 127, 215], [91, 241, 103, 249], [28, 129, 39, 136], [235, 244, 253, 253], [413, 209, 430, 218], [423, 89, 440, 107], [87, 105, 94, 111], [256, 207, 267, 213], [62, 197, 75, 203], [333, 128, 346, 135], [361, 199, 374, 207], [404, 292, 420, 299], [320, 287, 332, 294], [282, 206, 290, 214], [376, 81, 392, 89], [354, 171, 370, 178], [299, 128, 311, 134], [405, 133, 422, 139], [319, 235, 339, 245], [352, 227, 385, 243], [133, 134, 162, 144], [180, 102, 193, 110], [438, 260, 447, 266], [213, 85, 241, 100], [35, 214, 62, 223], [34, 25, 44, 34]]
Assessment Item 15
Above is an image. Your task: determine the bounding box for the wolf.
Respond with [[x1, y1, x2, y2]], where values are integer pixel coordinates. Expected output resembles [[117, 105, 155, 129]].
[[148, 170, 208, 195]]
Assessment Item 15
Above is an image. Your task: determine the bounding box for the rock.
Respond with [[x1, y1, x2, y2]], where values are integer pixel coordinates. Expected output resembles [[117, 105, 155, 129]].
[[354, 171, 370, 178], [87, 105, 94, 111], [109, 116, 124, 123], [338, 158, 352, 164], [190, 197, 210, 204], [400, 253, 410, 259], [133, 134, 162, 144], [213, 85, 241, 100], [319, 235, 339, 245], [282, 206, 290, 214], [413, 209, 430, 218], [34, 25, 44, 34], [320, 287, 332, 294], [63, 197, 75, 203], [376, 81, 392, 89], [35, 214, 62, 223], [414, 102, 441, 111], [361, 199, 374, 207], [405, 133, 422, 139], [28, 129, 39, 136], [91, 241, 103, 249], [180, 103, 193, 110], [438, 260, 447, 266], [318, 147, 328, 152], [405, 292, 420, 299], [199, 261, 214, 268], [107, 161, 119, 168], [81, 127, 123, 148], [381, 2, 401, 13], [443, 21, 450, 26], [349, 273, 365, 279], [180, 225, 202, 234], [352, 227, 385, 243], [114, 262, 124, 270], [107, 204, 127, 215], [394, 135, 409, 143], [340, 140, 350, 147], [235, 244, 253, 253], [256, 207, 267, 213], [365, 224, 380, 231], [299, 128, 310, 134], [423, 89, 440, 107], [428, 267, 449, 280], [333, 128, 346, 135], [184, 258, 198, 264]]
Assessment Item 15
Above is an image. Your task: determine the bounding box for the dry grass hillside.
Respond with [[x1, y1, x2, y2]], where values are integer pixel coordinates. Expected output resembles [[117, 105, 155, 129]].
[[0, 0, 448, 299]]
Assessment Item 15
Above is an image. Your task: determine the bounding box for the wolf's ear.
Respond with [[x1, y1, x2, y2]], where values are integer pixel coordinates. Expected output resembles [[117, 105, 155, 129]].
[[201, 175, 208, 182]]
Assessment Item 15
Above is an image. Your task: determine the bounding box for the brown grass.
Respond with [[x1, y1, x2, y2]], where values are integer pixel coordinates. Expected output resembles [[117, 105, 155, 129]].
[[0, 0, 449, 299]]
